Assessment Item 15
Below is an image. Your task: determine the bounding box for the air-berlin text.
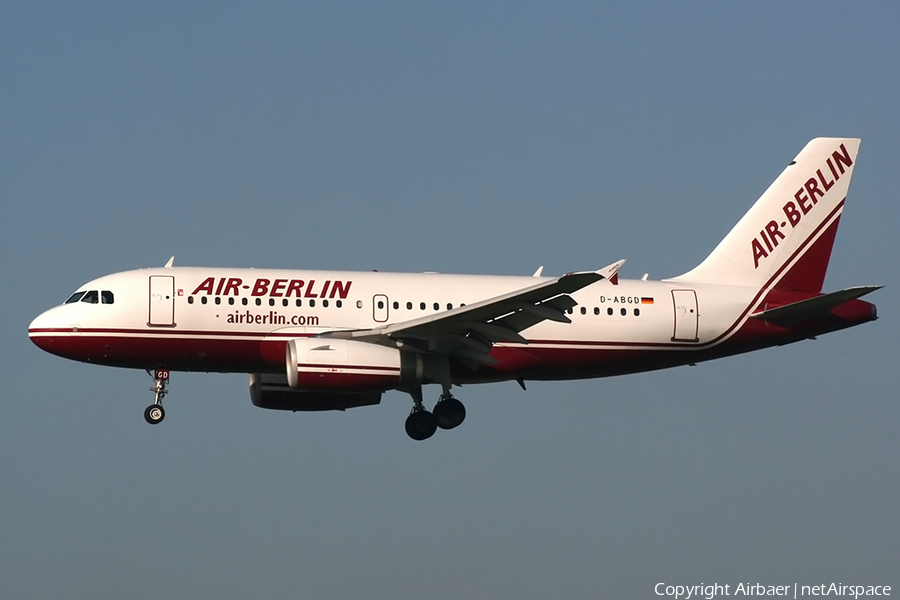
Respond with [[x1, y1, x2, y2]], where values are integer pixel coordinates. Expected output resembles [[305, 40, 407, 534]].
[[751, 143, 852, 269], [190, 277, 351, 299]]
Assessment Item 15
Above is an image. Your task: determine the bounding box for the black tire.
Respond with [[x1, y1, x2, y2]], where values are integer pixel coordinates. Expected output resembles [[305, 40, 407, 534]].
[[144, 404, 165, 425], [405, 410, 437, 441], [434, 398, 466, 430]]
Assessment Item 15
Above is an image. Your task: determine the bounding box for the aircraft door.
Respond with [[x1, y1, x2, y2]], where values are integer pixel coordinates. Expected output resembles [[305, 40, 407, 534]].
[[373, 294, 389, 323], [671, 289, 699, 342], [149, 276, 176, 327]]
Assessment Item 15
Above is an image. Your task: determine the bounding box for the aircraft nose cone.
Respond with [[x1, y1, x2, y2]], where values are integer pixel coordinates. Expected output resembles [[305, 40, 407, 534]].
[[28, 308, 62, 353], [29, 312, 45, 331]]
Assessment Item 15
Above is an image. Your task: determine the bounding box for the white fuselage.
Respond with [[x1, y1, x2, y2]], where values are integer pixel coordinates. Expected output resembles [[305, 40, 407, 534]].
[[29, 265, 849, 383]]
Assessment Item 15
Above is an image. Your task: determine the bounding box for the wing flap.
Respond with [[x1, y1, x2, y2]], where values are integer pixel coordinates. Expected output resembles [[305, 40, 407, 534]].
[[492, 295, 576, 333]]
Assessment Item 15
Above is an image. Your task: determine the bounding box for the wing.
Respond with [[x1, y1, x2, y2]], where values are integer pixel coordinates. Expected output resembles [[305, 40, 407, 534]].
[[325, 260, 625, 369]]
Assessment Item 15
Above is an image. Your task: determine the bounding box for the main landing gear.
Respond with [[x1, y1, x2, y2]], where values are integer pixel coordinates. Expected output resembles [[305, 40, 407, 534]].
[[144, 369, 169, 425], [404, 388, 466, 441]]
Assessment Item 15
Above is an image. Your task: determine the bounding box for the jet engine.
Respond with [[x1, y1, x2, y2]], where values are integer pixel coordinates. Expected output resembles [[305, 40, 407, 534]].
[[285, 337, 422, 392], [249, 373, 381, 411]]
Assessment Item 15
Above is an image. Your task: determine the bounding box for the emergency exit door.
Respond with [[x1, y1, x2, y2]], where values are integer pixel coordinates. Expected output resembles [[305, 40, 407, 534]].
[[373, 294, 389, 323], [149, 276, 176, 327], [671, 289, 699, 342]]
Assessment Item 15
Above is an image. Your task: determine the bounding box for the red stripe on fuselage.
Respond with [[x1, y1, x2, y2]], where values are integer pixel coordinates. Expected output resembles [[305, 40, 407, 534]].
[[28, 297, 876, 380]]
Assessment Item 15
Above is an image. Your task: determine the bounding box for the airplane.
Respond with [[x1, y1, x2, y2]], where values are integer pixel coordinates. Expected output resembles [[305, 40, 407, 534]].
[[28, 138, 880, 440]]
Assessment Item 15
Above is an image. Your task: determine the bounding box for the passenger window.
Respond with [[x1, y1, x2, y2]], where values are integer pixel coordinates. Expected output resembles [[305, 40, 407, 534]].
[[188, 296, 194, 304], [229, 298, 235, 305], [336, 300, 343, 308], [594, 307, 600, 315], [66, 291, 85, 304], [255, 298, 261, 306], [580, 307, 586, 315], [243, 298, 249, 306], [607, 308, 613, 316], [282, 299, 288, 307], [215, 297, 221, 305], [296, 299, 302, 307], [433, 302, 439, 310], [420, 302, 426, 310], [268, 298, 275, 306], [393, 301, 399, 309], [81, 291, 99, 304], [447, 303, 453, 310], [377, 300, 384, 309], [309, 299, 316, 307], [322, 300, 329, 308], [406, 302, 412, 310]]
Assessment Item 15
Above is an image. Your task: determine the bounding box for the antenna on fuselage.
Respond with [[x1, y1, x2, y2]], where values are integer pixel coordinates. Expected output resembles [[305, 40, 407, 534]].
[[164, 256, 175, 268]]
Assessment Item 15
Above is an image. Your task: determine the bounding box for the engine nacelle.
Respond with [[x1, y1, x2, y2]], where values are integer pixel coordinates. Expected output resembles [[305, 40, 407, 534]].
[[249, 373, 382, 411], [285, 337, 421, 392]]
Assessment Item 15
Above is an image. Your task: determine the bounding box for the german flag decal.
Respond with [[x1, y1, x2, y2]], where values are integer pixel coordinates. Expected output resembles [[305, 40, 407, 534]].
[[641, 297, 654, 305]]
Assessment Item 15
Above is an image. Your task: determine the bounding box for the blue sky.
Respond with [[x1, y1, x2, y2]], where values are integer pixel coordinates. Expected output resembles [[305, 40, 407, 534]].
[[2, 2, 898, 598]]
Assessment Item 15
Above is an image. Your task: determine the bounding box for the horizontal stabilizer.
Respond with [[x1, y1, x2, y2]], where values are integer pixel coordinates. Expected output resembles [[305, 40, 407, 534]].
[[751, 285, 881, 322]]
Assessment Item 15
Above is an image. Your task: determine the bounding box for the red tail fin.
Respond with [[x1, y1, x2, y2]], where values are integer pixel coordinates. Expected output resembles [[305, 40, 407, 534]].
[[670, 138, 859, 295], [773, 215, 841, 292]]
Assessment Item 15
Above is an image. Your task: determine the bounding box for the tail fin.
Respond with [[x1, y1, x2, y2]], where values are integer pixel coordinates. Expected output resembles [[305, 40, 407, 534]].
[[672, 138, 860, 293]]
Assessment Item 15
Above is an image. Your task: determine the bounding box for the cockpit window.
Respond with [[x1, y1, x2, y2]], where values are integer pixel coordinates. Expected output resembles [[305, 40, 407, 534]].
[[81, 290, 99, 304], [65, 291, 86, 304], [101, 291, 114, 304]]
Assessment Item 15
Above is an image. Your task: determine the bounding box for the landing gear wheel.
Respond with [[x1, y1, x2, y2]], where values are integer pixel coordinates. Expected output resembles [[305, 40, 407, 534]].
[[144, 404, 165, 425], [433, 397, 466, 430], [405, 410, 437, 441], [144, 369, 169, 425]]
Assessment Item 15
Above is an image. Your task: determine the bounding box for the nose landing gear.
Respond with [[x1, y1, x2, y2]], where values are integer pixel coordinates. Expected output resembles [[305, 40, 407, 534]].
[[144, 369, 169, 425]]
